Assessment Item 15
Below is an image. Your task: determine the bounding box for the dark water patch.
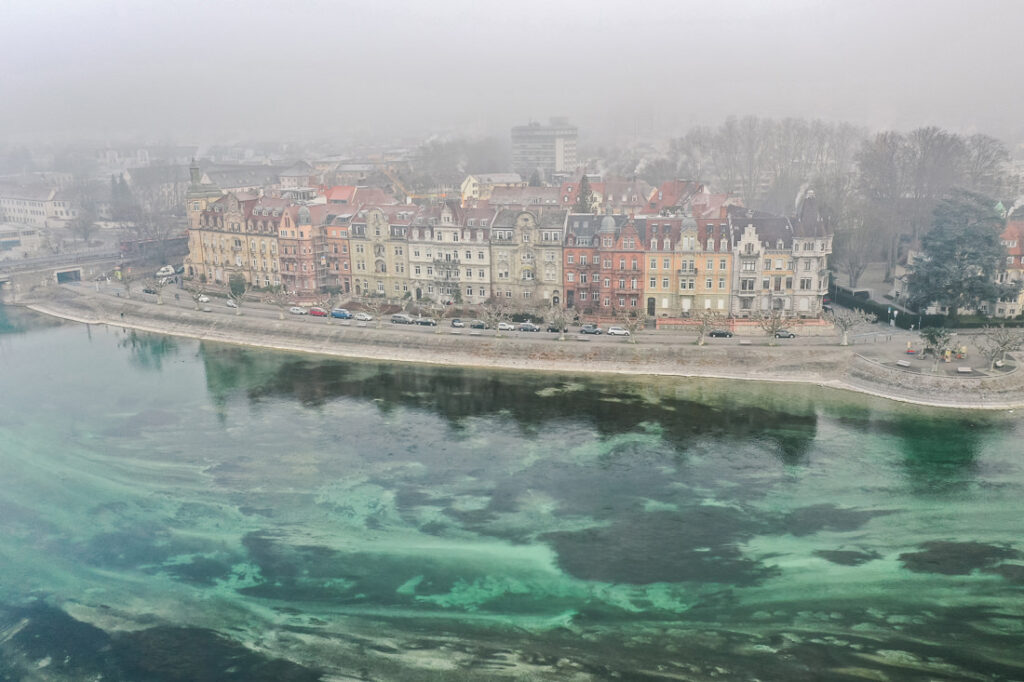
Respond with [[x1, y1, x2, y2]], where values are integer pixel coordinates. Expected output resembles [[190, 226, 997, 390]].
[[112, 626, 322, 681], [199, 344, 819, 451], [543, 508, 777, 585], [242, 533, 345, 582], [899, 541, 1020, 575], [0, 602, 117, 679], [76, 528, 176, 569], [985, 563, 1024, 583], [814, 549, 882, 566], [783, 504, 895, 536], [118, 331, 179, 371], [161, 555, 236, 586], [238, 505, 275, 517]]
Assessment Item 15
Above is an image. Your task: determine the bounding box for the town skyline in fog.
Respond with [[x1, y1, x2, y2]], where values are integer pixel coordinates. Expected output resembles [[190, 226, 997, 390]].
[[4, 0, 1024, 148]]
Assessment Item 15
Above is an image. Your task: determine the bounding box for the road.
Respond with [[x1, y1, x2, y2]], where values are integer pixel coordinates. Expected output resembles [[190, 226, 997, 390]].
[[67, 281, 913, 348]]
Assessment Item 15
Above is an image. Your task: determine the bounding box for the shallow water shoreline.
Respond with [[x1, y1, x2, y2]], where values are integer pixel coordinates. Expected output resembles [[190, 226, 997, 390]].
[[22, 288, 1024, 411]]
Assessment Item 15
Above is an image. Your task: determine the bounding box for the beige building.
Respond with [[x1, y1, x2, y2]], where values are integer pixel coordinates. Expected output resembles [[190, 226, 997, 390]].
[[184, 192, 285, 289], [489, 208, 566, 306], [349, 207, 411, 299], [0, 181, 77, 228], [459, 173, 525, 205], [408, 202, 495, 305], [729, 198, 832, 318]]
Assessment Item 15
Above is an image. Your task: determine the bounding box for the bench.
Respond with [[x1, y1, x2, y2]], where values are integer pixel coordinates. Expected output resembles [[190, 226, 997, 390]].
[[450, 330, 461, 335], [575, 335, 591, 341], [896, 360, 911, 368], [957, 366, 973, 374], [738, 340, 752, 346], [469, 330, 482, 336], [356, 322, 367, 328]]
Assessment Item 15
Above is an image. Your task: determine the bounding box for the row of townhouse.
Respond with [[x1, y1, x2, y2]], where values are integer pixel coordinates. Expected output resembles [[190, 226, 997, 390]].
[[184, 190, 833, 317]]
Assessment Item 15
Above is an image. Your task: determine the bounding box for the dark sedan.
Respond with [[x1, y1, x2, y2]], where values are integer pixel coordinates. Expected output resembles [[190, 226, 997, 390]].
[[708, 329, 733, 338]]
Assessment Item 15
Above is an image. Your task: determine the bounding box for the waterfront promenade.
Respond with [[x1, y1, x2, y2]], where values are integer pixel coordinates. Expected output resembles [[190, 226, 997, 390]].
[[22, 284, 1024, 410]]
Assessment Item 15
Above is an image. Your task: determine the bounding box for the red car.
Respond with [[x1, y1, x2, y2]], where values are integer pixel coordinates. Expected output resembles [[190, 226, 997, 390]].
[[309, 307, 328, 317]]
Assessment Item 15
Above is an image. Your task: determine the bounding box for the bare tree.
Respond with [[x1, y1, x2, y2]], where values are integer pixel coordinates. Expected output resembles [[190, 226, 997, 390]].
[[481, 297, 512, 336], [424, 302, 451, 332], [616, 308, 647, 344], [755, 308, 789, 346], [691, 309, 724, 346], [545, 301, 572, 341], [825, 308, 877, 346], [919, 327, 952, 355], [963, 134, 1013, 197], [142, 277, 167, 305], [977, 325, 1023, 370], [360, 295, 388, 328], [185, 281, 207, 311], [261, 287, 293, 320], [118, 268, 135, 299]]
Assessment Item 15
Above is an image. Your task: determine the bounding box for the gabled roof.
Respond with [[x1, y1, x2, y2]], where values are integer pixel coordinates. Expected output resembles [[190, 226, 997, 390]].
[[280, 160, 314, 177], [728, 206, 794, 247], [325, 186, 357, 203]]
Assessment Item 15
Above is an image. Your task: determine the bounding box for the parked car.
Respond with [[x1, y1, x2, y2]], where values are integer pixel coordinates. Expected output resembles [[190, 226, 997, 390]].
[[142, 286, 157, 295], [547, 324, 568, 333], [451, 318, 465, 327], [354, 312, 373, 321], [309, 307, 328, 317], [415, 317, 437, 326], [391, 313, 414, 324], [580, 324, 602, 334], [519, 322, 540, 332], [497, 321, 516, 331], [607, 326, 630, 336], [289, 306, 308, 315], [708, 329, 733, 338], [775, 329, 796, 338], [331, 308, 352, 319], [469, 319, 487, 329], [226, 299, 237, 308], [155, 265, 175, 277], [822, 304, 834, 313], [197, 295, 210, 303]]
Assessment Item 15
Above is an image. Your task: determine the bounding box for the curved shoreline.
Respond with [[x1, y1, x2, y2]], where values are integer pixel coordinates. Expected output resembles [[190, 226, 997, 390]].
[[21, 288, 1024, 411]]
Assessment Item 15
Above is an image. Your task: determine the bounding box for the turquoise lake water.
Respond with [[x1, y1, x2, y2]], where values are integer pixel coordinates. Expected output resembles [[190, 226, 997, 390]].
[[1, 307, 1022, 680]]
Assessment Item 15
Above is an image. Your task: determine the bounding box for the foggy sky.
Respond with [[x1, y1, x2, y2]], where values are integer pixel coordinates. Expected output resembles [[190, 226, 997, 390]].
[[3, 0, 1024, 146]]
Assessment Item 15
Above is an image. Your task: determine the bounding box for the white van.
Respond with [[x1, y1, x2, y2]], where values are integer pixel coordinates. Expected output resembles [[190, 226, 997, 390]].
[[156, 265, 175, 277]]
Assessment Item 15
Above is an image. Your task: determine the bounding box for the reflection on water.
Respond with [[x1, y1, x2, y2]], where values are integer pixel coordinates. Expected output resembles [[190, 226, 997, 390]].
[[0, 312, 1022, 681]]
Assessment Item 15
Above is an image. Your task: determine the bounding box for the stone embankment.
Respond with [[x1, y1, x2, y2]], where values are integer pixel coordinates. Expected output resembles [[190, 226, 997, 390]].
[[23, 287, 1024, 410]]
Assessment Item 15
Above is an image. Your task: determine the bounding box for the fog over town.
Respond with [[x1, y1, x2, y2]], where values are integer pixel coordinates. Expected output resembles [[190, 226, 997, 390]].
[[4, 0, 1024, 146]]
